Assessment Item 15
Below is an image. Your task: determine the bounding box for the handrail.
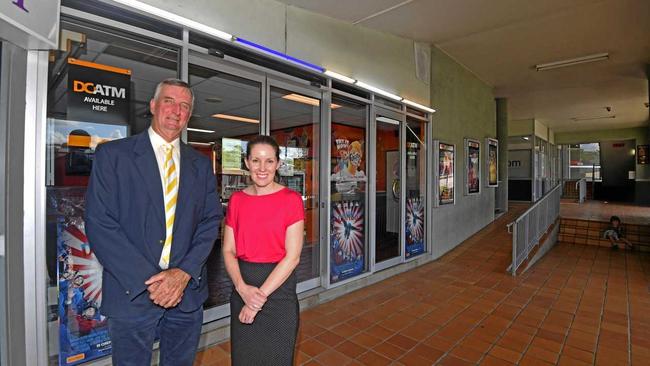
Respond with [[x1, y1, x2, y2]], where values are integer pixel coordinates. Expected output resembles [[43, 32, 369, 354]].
[[507, 183, 561, 276]]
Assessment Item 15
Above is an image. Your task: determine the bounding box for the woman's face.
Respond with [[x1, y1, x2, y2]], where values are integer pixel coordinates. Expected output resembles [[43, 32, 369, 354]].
[[245, 143, 280, 188]]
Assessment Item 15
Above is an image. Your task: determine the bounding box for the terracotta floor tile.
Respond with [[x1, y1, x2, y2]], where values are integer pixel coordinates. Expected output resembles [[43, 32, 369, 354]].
[[525, 345, 559, 364], [410, 343, 444, 363], [530, 336, 563, 354], [294, 350, 311, 365], [315, 330, 346, 348], [298, 338, 329, 358], [561, 345, 594, 364], [336, 340, 367, 359], [488, 345, 522, 364], [399, 321, 437, 340], [315, 349, 352, 365], [366, 324, 394, 340], [372, 341, 405, 360], [350, 332, 383, 349], [423, 334, 457, 353], [518, 354, 555, 366], [459, 334, 492, 353], [450, 344, 485, 363], [436, 354, 474, 366], [386, 333, 418, 350], [480, 354, 516, 366], [356, 350, 392, 366], [396, 351, 433, 366], [558, 355, 592, 366]]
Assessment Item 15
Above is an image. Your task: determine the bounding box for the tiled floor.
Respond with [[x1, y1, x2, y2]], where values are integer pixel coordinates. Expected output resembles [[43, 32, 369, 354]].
[[560, 199, 650, 225], [195, 204, 650, 365]]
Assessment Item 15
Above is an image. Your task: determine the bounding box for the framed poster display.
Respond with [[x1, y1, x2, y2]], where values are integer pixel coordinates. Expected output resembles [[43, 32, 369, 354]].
[[486, 138, 499, 187], [465, 138, 480, 195], [637, 145, 649, 165], [45, 119, 128, 365], [434, 140, 455, 205], [329, 124, 367, 284]]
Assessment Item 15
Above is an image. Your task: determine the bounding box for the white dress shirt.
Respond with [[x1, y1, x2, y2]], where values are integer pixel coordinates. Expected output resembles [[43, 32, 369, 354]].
[[148, 127, 181, 194]]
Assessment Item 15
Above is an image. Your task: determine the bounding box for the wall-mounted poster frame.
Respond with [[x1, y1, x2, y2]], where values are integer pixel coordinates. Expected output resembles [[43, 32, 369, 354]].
[[465, 138, 480, 195], [486, 138, 498, 187], [433, 140, 455, 206], [637, 144, 649, 165]]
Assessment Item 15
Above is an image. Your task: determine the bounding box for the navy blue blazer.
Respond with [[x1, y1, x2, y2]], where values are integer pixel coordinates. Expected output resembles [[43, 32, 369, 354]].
[[85, 131, 222, 317]]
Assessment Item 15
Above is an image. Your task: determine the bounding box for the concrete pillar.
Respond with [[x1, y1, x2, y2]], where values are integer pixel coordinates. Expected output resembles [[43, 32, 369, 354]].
[[496, 97, 508, 212]]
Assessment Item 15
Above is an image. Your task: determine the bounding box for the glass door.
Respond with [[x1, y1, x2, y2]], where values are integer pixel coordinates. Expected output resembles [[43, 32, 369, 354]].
[[373, 113, 403, 270], [268, 80, 321, 290], [405, 117, 427, 259], [187, 54, 264, 319]]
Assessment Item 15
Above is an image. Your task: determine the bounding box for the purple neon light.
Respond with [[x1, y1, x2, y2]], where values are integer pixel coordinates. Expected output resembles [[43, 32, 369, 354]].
[[235, 38, 325, 73]]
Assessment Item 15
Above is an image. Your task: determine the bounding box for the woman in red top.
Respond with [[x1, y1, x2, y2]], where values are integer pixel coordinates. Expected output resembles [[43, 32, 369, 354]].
[[223, 135, 304, 365]]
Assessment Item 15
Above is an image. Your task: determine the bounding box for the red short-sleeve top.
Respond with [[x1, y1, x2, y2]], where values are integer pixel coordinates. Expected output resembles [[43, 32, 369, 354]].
[[225, 187, 304, 263]]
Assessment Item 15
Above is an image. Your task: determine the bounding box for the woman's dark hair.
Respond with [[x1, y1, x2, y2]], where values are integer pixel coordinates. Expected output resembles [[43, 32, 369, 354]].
[[246, 135, 280, 161], [610, 215, 621, 223]]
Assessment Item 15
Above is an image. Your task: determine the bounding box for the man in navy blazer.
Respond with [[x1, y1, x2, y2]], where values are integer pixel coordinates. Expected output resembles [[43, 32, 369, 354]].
[[85, 78, 221, 366]]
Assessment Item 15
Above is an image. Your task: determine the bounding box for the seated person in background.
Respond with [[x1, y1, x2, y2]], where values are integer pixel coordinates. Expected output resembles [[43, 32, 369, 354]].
[[604, 215, 633, 250]]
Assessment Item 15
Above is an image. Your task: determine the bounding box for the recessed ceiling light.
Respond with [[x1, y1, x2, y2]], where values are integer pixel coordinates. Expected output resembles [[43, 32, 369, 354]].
[[212, 113, 259, 123], [187, 127, 215, 133]]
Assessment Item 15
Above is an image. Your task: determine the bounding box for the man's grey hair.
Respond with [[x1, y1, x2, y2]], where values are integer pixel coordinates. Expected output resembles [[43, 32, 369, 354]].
[[152, 78, 195, 109]]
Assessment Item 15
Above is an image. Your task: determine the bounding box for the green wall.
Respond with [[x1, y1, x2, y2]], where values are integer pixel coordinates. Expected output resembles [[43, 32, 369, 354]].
[[430, 47, 496, 257]]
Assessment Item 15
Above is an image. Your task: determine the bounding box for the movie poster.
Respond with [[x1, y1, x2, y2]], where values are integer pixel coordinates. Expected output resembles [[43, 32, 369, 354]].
[[330, 200, 365, 283], [405, 197, 425, 257], [637, 145, 649, 165], [50, 188, 111, 366], [330, 123, 366, 283], [487, 138, 498, 187], [466, 139, 480, 195], [438, 142, 455, 205]]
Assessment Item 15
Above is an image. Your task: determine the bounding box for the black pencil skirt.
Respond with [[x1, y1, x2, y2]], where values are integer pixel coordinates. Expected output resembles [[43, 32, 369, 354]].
[[230, 260, 299, 366]]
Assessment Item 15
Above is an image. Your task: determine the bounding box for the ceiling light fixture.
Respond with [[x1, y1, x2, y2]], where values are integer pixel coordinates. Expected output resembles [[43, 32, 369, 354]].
[[281, 93, 341, 109], [204, 97, 222, 103], [355, 81, 402, 101], [112, 0, 233, 41], [188, 141, 213, 146], [324, 70, 356, 84], [570, 115, 616, 122], [402, 99, 436, 113], [535, 52, 609, 71], [522, 136, 530, 140], [187, 127, 215, 133], [212, 113, 260, 124]]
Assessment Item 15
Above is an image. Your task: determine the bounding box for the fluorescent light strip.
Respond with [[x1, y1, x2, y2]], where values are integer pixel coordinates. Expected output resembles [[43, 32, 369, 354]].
[[324, 70, 356, 84], [187, 127, 215, 133], [570, 115, 616, 122], [112, 0, 233, 41], [355, 81, 402, 101], [282, 94, 341, 109], [235, 38, 325, 73], [189, 141, 213, 146], [536, 52, 609, 71], [403, 99, 436, 113], [212, 113, 260, 124]]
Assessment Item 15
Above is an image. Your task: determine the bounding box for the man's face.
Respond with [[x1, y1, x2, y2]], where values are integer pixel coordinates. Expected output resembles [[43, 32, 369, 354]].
[[149, 84, 193, 142]]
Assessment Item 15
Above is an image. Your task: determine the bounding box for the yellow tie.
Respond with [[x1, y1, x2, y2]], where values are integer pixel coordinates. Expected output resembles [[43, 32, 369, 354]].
[[159, 144, 178, 269]]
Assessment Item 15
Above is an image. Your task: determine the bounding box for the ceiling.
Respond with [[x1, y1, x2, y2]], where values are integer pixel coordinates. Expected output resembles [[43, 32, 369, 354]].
[[276, 0, 650, 133]]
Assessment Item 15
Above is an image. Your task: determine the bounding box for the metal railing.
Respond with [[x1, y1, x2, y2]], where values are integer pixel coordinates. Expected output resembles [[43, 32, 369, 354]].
[[507, 184, 561, 276], [576, 178, 587, 203]]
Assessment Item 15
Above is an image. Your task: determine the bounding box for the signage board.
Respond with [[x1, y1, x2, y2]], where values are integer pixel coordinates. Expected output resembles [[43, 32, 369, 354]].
[[0, 0, 60, 49]]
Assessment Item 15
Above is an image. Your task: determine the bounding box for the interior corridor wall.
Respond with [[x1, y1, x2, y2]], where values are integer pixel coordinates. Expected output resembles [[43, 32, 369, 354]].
[[430, 47, 496, 258], [140, 0, 429, 103], [556, 126, 650, 203]]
